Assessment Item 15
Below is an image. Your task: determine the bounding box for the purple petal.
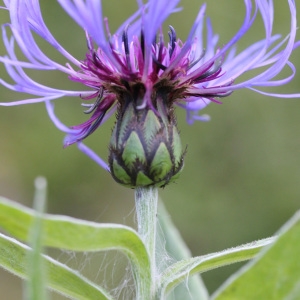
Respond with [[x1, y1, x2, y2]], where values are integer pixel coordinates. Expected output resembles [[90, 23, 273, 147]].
[[77, 142, 109, 171]]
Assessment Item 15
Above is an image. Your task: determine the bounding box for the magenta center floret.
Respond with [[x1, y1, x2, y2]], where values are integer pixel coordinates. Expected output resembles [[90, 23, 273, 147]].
[[67, 26, 229, 145]]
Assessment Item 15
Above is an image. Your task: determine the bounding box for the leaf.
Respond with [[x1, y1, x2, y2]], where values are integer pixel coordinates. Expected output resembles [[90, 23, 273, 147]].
[[0, 233, 112, 300], [0, 196, 151, 298], [25, 177, 48, 300], [212, 211, 300, 300], [157, 236, 275, 298], [158, 201, 209, 300]]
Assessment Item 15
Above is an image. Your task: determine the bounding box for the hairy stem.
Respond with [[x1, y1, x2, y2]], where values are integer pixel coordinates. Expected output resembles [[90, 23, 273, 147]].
[[135, 187, 158, 299]]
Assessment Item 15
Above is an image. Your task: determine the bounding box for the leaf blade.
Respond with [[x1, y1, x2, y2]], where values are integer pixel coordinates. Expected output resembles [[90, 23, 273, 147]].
[[158, 200, 209, 300], [0, 196, 151, 298], [0, 233, 113, 300], [158, 237, 275, 298], [25, 177, 48, 300], [213, 211, 300, 300]]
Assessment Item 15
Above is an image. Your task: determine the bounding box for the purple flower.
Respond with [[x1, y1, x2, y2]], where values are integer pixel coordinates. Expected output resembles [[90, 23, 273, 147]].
[[0, 0, 298, 175]]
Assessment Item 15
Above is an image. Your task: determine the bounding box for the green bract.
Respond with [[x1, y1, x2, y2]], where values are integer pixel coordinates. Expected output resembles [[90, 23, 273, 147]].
[[109, 85, 184, 188]]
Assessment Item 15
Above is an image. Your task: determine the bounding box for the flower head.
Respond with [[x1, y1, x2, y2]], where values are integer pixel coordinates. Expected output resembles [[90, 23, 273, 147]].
[[0, 0, 299, 187]]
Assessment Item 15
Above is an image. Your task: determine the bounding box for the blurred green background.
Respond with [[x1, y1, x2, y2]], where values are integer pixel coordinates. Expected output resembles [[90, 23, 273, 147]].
[[1, 0, 300, 298]]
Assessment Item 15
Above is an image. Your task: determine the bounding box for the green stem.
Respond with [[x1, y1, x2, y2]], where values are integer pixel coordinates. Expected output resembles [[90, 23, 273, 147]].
[[135, 187, 158, 299]]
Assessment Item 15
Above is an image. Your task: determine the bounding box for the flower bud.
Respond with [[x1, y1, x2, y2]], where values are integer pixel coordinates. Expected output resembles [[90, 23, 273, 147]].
[[108, 87, 184, 188]]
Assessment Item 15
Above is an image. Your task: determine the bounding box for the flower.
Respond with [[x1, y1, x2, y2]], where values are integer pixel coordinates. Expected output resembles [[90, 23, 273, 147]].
[[0, 0, 298, 187]]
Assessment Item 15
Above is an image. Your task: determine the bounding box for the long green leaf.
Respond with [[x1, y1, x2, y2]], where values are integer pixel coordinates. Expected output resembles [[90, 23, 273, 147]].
[[158, 200, 209, 300], [0, 233, 112, 300], [157, 237, 275, 298], [213, 211, 300, 300], [25, 177, 48, 300], [0, 196, 151, 298]]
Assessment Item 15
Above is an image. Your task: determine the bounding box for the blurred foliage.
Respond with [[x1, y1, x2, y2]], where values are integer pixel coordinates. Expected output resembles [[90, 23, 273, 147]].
[[1, 0, 300, 297]]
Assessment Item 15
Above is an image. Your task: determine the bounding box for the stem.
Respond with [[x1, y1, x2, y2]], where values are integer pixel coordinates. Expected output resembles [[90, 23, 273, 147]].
[[135, 186, 158, 299]]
